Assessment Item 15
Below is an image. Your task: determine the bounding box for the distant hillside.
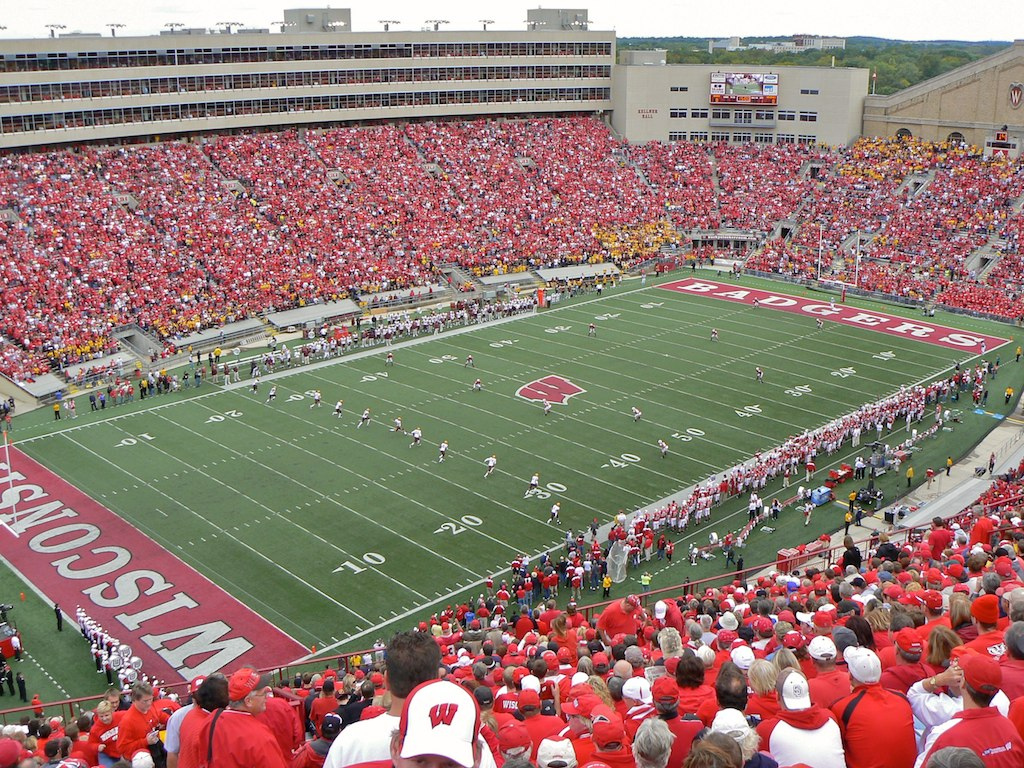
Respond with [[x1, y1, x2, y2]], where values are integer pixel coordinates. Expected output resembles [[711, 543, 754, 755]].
[[617, 37, 1010, 94]]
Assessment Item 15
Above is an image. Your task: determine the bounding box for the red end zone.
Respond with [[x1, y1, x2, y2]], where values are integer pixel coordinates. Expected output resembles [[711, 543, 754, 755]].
[[660, 278, 1009, 354], [0, 446, 308, 682]]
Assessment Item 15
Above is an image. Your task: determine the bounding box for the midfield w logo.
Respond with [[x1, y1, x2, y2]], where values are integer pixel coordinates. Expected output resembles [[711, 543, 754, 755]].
[[515, 375, 586, 404]]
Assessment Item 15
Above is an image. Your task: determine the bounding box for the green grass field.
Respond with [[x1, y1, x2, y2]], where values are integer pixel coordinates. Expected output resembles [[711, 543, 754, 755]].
[[4, 271, 1022, 702]]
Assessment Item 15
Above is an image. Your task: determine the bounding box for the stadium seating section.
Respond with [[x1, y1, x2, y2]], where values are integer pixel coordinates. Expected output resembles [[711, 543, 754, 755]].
[[2, 118, 1024, 383]]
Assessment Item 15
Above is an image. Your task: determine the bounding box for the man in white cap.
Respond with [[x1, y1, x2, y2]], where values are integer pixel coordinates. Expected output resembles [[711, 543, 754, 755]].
[[652, 600, 684, 634], [806, 636, 850, 709], [620, 677, 655, 740], [390, 680, 482, 768], [755, 669, 846, 768], [830, 647, 916, 768]]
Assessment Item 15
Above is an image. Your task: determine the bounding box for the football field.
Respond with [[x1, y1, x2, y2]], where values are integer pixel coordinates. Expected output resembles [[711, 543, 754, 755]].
[[3, 273, 1018, 688]]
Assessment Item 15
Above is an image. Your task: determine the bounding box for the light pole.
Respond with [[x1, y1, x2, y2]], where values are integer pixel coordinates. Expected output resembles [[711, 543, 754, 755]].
[[45, 23, 66, 38], [215, 21, 243, 34], [817, 222, 823, 281], [854, 229, 862, 288], [273, 21, 295, 33], [164, 22, 185, 34], [479, 19, 494, 30], [326, 21, 347, 32], [107, 23, 124, 37], [378, 20, 400, 31], [425, 19, 449, 32]]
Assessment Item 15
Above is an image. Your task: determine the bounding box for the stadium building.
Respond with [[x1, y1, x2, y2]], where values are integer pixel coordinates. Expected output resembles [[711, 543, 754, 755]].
[[0, 7, 865, 150], [863, 39, 1024, 158], [1, 9, 1020, 152]]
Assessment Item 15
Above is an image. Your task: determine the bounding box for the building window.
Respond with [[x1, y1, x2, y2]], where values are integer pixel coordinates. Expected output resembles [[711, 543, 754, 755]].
[[711, 131, 730, 142], [734, 110, 752, 124], [755, 109, 774, 121], [798, 134, 816, 144], [778, 110, 796, 121], [799, 111, 817, 122], [732, 132, 752, 143], [690, 108, 708, 119], [947, 131, 966, 145], [799, 88, 820, 95], [711, 108, 730, 120], [754, 133, 773, 143], [670, 108, 687, 118], [777, 134, 795, 143], [669, 131, 686, 141], [690, 131, 708, 142], [669, 85, 689, 92]]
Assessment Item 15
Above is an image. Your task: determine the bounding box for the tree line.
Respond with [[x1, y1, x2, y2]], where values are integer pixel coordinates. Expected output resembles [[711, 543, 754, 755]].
[[617, 37, 1009, 94]]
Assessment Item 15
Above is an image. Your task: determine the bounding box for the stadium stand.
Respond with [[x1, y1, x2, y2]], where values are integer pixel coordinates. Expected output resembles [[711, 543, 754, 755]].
[[2, 124, 1024, 390]]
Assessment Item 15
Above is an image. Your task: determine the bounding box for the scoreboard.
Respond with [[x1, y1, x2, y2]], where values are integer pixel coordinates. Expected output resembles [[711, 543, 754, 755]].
[[710, 72, 779, 105]]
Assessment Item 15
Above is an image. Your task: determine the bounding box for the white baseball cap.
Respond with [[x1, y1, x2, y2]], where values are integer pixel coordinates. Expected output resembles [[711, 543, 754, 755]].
[[719, 612, 739, 631], [537, 737, 579, 768], [808, 636, 837, 661], [778, 670, 811, 711], [621, 676, 653, 705], [730, 646, 755, 671], [398, 680, 481, 768], [654, 600, 668, 620], [844, 647, 882, 684]]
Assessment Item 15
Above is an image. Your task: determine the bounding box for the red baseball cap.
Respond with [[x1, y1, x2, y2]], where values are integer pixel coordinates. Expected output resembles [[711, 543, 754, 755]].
[[812, 611, 834, 629], [651, 676, 679, 704], [783, 631, 806, 650], [920, 590, 944, 611], [961, 652, 1001, 694], [562, 693, 601, 717], [894, 628, 923, 655], [592, 716, 626, 749], [518, 690, 541, 710]]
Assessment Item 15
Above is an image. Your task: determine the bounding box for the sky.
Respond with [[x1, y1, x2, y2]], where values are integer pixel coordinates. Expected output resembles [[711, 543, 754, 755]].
[[2, 1, 1019, 42]]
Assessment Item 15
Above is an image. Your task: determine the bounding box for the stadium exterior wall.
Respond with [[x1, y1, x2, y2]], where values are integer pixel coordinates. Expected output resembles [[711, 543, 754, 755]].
[[0, 29, 615, 149], [862, 39, 1024, 149]]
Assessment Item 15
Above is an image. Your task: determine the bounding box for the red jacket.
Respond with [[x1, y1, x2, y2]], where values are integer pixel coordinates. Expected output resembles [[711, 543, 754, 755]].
[[830, 684, 916, 768], [922, 706, 1024, 768]]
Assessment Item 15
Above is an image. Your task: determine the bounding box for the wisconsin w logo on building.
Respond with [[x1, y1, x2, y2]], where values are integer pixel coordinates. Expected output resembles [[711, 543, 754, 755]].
[[429, 703, 458, 728], [516, 375, 586, 404], [1011, 83, 1023, 109]]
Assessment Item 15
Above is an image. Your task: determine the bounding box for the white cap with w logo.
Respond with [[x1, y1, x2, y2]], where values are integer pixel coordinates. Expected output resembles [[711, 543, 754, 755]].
[[397, 679, 482, 768]]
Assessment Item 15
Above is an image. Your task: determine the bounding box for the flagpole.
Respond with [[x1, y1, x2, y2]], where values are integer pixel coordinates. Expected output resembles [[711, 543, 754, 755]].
[[2, 428, 18, 538]]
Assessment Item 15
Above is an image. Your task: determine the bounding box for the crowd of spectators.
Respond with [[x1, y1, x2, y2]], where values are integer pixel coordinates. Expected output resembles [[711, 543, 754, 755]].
[[2, 125, 1024, 384], [6, 500, 1024, 768]]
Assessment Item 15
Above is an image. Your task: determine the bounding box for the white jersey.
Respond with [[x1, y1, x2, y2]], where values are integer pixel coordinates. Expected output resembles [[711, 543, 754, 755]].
[[410, 428, 423, 445], [334, 401, 344, 415]]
